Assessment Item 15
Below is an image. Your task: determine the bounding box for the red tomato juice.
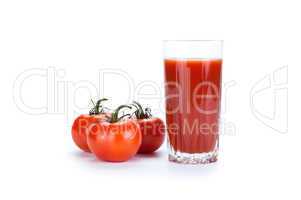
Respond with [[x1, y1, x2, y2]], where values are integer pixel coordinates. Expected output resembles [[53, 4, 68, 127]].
[[164, 59, 222, 154]]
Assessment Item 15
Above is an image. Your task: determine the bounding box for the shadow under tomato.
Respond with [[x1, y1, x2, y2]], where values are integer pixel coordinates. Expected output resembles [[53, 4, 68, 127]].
[[72, 151, 92, 158], [135, 151, 163, 159], [86, 150, 164, 164], [72, 148, 164, 161]]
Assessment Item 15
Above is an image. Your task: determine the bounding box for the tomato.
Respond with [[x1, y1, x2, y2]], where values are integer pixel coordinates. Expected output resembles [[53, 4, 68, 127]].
[[87, 105, 142, 162], [71, 98, 109, 152], [131, 101, 165, 154], [137, 118, 165, 154], [71, 114, 108, 152]]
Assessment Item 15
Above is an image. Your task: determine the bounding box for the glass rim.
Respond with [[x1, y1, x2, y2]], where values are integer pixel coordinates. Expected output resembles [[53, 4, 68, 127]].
[[163, 40, 223, 59], [163, 39, 223, 43]]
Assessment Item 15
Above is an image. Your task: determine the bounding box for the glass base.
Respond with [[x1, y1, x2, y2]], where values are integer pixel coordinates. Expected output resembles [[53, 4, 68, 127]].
[[168, 151, 218, 164], [168, 140, 218, 164]]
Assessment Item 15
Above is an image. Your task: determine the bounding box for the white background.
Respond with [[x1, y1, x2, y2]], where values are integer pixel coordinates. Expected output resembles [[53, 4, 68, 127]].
[[0, 0, 300, 199]]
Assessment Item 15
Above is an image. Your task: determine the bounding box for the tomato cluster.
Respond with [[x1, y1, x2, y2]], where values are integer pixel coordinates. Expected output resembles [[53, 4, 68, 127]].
[[71, 99, 165, 162]]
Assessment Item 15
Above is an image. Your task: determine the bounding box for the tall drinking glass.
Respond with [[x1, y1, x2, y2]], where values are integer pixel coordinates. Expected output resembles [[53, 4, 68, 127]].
[[163, 40, 223, 164]]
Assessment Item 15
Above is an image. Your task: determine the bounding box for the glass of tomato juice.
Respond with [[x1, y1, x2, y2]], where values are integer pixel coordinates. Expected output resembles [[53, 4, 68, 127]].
[[163, 40, 223, 164]]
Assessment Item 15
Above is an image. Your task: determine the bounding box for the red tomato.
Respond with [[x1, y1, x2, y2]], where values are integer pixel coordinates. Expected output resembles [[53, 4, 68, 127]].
[[87, 120, 142, 162], [71, 98, 109, 152], [137, 118, 165, 154], [131, 101, 165, 154], [87, 105, 142, 162], [71, 114, 108, 152]]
